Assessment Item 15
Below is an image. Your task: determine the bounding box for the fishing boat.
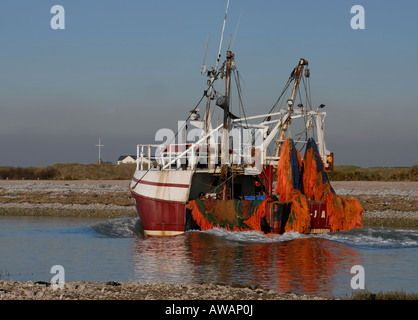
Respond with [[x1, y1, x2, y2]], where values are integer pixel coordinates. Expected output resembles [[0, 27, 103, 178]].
[[129, 4, 363, 237]]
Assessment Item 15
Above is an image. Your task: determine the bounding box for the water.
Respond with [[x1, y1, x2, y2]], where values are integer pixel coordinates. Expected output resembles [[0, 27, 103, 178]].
[[1, 215, 417, 298]]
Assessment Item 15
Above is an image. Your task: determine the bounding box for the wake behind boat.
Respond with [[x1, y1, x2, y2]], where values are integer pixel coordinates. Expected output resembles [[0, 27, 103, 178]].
[[129, 3, 363, 236]]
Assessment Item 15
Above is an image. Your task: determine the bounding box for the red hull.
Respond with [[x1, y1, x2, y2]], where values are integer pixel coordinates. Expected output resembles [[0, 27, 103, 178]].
[[131, 192, 331, 236], [131, 191, 186, 236], [309, 201, 330, 233]]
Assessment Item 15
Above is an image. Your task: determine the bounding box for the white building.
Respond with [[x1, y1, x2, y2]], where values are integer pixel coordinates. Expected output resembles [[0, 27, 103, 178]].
[[117, 155, 136, 165], [117, 155, 151, 165]]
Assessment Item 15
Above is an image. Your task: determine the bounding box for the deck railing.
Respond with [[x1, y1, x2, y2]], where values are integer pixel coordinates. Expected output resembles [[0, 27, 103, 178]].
[[135, 109, 331, 172]]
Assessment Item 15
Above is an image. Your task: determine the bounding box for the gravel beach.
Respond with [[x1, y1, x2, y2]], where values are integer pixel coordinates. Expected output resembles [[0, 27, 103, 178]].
[[1, 180, 417, 300], [0, 281, 331, 300], [0, 180, 136, 218]]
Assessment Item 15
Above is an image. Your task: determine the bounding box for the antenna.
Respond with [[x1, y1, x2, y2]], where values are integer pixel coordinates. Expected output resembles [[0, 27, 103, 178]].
[[231, 9, 243, 50], [215, 0, 229, 72], [201, 33, 210, 74]]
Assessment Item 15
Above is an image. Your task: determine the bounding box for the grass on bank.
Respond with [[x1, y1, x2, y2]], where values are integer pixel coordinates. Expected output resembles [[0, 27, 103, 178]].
[[0, 163, 137, 180], [0, 163, 417, 181], [350, 290, 418, 300], [326, 165, 418, 181]]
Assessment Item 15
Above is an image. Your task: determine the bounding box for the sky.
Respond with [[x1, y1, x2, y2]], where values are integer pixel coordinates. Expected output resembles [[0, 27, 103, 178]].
[[0, 0, 417, 167]]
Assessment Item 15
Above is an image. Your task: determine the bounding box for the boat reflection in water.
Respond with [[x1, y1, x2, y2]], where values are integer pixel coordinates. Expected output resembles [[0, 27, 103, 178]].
[[131, 230, 361, 297]]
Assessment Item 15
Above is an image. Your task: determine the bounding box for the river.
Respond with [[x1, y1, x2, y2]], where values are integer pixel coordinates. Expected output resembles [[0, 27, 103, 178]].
[[1, 215, 417, 298]]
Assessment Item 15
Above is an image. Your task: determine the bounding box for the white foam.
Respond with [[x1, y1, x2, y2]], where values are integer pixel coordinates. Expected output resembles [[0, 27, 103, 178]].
[[201, 228, 309, 243], [92, 217, 142, 238], [317, 227, 418, 249], [201, 227, 418, 248]]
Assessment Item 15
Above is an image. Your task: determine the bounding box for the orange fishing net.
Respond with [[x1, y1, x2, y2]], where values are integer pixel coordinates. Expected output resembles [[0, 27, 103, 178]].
[[284, 190, 311, 233], [300, 138, 364, 232], [275, 138, 302, 201], [274, 138, 363, 233], [187, 137, 363, 234], [244, 199, 269, 231], [187, 198, 269, 232], [275, 139, 311, 233], [324, 194, 363, 231]]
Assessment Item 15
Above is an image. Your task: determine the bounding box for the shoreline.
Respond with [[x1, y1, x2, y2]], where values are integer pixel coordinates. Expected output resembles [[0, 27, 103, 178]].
[[1, 180, 417, 228], [0, 202, 136, 218], [1, 205, 417, 229]]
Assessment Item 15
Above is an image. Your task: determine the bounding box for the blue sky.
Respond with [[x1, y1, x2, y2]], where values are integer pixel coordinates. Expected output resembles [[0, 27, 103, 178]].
[[0, 0, 417, 167]]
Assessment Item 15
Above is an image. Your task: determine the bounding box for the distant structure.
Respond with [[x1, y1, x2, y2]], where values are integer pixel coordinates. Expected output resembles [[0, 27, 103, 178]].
[[95, 138, 104, 164], [117, 155, 152, 166], [117, 155, 136, 165]]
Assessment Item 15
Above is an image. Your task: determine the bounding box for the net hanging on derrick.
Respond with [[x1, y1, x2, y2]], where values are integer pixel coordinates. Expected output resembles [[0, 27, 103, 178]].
[[275, 138, 311, 233], [274, 137, 363, 233], [300, 138, 364, 232], [187, 137, 363, 234]]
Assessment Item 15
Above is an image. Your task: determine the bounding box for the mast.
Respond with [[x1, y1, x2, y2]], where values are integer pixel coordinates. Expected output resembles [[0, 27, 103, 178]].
[[220, 50, 234, 192], [219, 49, 234, 200], [204, 0, 230, 169], [275, 58, 308, 157], [215, 0, 229, 73], [204, 70, 215, 169]]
